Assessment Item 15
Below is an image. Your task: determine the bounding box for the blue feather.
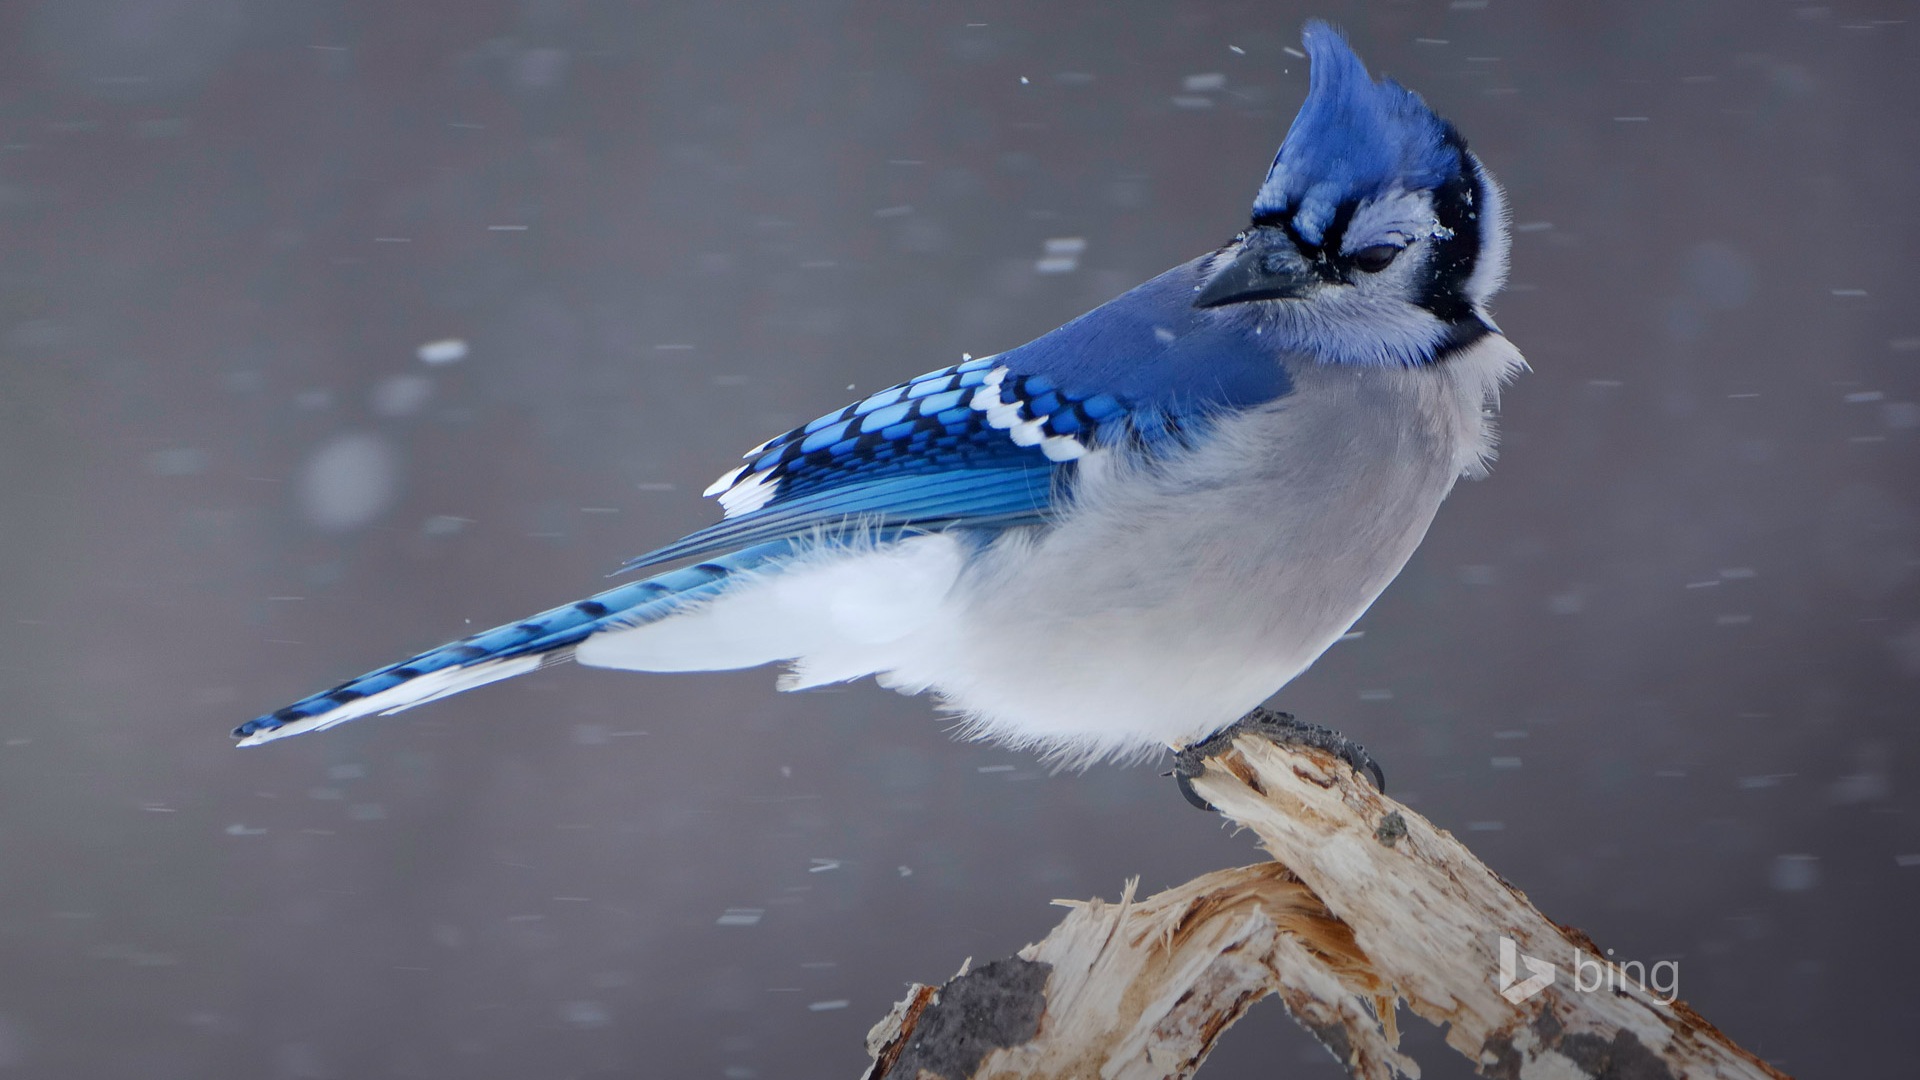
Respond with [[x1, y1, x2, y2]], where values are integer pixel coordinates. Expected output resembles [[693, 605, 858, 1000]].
[[233, 540, 795, 742], [627, 258, 1295, 573], [1254, 21, 1460, 244], [999, 258, 1292, 415], [628, 471, 1052, 570]]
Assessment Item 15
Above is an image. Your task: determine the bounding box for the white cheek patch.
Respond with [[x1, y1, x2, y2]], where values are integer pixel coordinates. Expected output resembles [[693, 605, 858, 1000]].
[[1463, 154, 1510, 306], [1340, 188, 1437, 255]]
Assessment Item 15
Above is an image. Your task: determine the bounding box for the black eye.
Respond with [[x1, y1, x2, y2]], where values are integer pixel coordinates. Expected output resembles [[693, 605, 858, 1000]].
[[1351, 244, 1401, 274]]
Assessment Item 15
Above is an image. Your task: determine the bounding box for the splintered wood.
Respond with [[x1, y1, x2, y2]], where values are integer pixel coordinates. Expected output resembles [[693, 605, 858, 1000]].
[[862, 736, 1789, 1080]]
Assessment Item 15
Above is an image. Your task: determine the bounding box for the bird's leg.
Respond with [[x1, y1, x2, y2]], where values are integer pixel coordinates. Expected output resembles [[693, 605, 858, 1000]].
[[1171, 707, 1385, 811]]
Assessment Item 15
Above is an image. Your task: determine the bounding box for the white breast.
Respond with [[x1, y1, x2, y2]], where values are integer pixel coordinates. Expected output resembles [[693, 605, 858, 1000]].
[[579, 335, 1524, 768]]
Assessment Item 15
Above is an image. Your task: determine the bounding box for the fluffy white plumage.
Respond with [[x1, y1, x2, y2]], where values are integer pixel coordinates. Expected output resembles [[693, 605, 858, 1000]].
[[577, 334, 1521, 766]]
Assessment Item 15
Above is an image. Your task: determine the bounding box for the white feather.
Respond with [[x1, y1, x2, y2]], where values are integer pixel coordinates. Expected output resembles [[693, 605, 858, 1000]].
[[717, 470, 779, 517], [703, 465, 747, 497], [1040, 435, 1087, 462], [575, 533, 964, 676], [1007, 417, 1047, 446]]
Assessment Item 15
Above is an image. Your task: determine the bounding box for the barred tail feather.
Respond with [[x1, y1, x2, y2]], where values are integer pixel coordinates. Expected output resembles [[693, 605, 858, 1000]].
[[233, 540, 796, 746]]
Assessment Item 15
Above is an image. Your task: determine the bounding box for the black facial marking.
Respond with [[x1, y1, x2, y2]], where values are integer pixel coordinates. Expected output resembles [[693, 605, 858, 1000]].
[[1431, 317, 1491, 362], [1419, 131, 1483, 324], [1319, 200, 1359, 260]]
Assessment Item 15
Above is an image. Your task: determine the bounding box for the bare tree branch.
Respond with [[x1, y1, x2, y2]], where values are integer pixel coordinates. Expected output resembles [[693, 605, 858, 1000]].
[[862, 734, 1789, 1080]]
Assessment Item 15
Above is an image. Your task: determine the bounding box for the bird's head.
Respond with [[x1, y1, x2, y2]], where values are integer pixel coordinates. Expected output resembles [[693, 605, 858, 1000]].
[[1196, 21, 1509, 367]]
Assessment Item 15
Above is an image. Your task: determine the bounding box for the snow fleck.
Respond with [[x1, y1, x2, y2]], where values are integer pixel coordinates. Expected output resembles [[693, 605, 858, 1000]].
[[716, 908, 764, 927], [145, 448, 208, 477], [372, 374, 432, 417], [1036, 237, 1085, 274], [1458, 564, 1499, 586], [561, 1000, 610, 1028], [1769, 854, 1819, 892], [298, 433, 398, 532], [416, 338, 469, 365], [421, 514, 471, 537]]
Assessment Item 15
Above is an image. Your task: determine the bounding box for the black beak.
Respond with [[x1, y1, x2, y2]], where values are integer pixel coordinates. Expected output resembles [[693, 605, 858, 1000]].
[[1193, 230, 1318, 308]]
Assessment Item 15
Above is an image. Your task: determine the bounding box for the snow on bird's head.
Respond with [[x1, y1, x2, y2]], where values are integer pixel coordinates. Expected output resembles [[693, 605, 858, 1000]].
[[1254, 21, 1462, 245]]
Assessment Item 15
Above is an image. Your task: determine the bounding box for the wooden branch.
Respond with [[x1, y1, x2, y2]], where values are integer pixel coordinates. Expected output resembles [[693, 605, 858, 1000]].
[[862, 735, 1789, 1080]]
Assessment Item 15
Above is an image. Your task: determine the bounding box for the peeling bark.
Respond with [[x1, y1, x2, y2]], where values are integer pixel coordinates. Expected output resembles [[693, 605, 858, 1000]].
[[861, 736, 1789, 1080]]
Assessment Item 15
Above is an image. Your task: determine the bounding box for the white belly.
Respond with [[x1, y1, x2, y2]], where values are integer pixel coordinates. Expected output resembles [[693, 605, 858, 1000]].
[[580, 336, 1522, 766]]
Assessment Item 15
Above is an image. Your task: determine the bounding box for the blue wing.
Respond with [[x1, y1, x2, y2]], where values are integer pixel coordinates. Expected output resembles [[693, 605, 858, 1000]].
[[625, 255, 1293, 571]]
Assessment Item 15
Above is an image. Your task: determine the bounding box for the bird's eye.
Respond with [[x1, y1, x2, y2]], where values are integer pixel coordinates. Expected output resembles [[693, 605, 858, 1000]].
[[1350, 244, 1401, 274]]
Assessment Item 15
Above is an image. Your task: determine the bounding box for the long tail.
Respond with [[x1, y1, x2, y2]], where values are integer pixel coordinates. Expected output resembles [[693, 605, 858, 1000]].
[[233, 540, 795, 746]]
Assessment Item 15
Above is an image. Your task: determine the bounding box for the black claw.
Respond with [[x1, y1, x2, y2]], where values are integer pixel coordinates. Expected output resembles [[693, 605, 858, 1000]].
[[1172, 707, 1385, 812], [1172, 768, 1217, 812]]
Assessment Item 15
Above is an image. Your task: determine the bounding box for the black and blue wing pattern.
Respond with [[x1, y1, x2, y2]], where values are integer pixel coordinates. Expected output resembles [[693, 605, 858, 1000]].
[[625, 355, 1129, 569]]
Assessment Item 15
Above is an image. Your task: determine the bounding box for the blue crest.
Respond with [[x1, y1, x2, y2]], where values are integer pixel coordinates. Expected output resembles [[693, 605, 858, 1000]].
[[1254, 21, 1460, 245]]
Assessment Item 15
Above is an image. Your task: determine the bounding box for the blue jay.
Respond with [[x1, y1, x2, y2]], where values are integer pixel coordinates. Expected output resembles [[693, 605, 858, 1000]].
[[235, 22, 1523, 777]]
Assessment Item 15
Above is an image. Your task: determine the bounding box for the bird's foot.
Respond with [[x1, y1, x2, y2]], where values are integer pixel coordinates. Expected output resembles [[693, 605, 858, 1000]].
[[1171, 708, 1385, 811]]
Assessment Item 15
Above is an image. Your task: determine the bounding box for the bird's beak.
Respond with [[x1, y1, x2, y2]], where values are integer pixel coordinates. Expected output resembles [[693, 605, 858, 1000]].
[[1193, 228, 1318, 308]]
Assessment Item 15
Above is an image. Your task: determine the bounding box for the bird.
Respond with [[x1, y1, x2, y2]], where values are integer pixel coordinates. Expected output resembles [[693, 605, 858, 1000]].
[[234, 21, 1524, 776]]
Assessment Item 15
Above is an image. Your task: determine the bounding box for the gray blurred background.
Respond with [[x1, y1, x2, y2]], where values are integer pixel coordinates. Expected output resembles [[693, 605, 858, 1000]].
[[1, 1, 1915, 1076]]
